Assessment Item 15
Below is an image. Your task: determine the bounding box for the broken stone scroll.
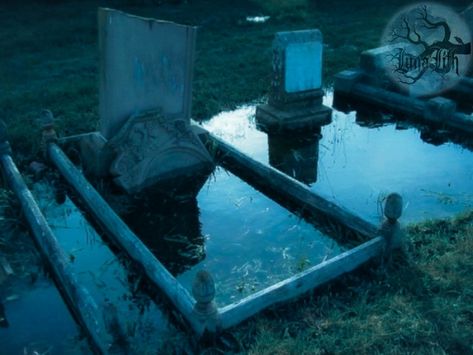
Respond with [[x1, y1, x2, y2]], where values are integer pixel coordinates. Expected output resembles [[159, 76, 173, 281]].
[[107, 111, 213, 196]]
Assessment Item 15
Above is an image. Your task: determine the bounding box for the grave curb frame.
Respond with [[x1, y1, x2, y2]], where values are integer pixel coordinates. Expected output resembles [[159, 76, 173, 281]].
[[48, 126, 399, 338], [0, 129, 116, 354]]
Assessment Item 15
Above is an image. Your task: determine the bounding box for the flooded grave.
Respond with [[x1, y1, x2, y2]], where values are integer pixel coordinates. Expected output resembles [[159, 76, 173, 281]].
[[4, 89, 467, 349], [3, 5, 465, 351], [1, 182, 186, 354], [119, 169, 343, 304], [0, 136, 353, 351], [202, 93, 473, 224]]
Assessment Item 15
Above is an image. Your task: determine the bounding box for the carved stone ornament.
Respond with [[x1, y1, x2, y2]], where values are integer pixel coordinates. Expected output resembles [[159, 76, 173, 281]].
[[107, 111, 214, 195]]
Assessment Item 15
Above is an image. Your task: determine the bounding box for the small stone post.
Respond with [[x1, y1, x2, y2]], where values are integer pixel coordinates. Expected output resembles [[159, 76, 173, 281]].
[[192, 269, 218, 334], [380, 193, 403, 253], [39, 109, 57, 160]]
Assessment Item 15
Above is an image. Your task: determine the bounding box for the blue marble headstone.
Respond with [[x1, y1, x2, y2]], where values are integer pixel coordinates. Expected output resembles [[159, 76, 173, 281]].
[[270, 29, 324, 105], [256, 29, 331, 133], [284, 41, 322, 93]]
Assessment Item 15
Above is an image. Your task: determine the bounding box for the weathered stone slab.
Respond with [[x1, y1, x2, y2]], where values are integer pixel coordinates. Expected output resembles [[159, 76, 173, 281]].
[[99, 8, 196, 139], [107, 111, 214, 195], [333, 69, 363, 94], [360, 45, 395, 88], [424, 97, 457, 123]]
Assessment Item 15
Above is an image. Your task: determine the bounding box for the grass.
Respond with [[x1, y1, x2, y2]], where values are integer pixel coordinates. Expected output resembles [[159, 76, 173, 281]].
[[233, 212, 473, 354], [4, 0, 470, 157], [1, 0, 472, 353], [0, 189, 42, 285]]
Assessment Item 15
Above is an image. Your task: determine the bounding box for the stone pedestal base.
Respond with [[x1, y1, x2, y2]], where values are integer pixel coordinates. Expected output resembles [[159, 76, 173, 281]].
[[255, 103, 332, 134]]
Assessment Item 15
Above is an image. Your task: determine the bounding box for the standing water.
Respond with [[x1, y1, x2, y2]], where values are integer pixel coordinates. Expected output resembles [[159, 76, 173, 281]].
[[202, 94, 473, 224], [1, 93, 472, 353]]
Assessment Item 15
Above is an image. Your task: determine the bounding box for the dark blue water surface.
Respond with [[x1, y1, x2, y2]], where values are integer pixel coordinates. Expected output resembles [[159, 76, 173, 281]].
[[1, 94, 472, 353], [1, 186, 184, 354], [0, 280, 83, 354]]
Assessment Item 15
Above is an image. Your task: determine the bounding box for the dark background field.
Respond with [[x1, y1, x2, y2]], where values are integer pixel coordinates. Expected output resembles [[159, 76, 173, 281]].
[[1, 0, 470, 154]]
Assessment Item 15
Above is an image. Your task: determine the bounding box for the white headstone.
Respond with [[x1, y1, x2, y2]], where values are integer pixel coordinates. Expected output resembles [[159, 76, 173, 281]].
[[98, 8, 197, 139]]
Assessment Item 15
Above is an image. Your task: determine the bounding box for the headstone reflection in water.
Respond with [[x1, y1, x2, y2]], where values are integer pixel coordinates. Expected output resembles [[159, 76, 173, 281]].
[[268, 134, 320, 184], [204, 101, 473, 224], [122, 196, 205, 275]]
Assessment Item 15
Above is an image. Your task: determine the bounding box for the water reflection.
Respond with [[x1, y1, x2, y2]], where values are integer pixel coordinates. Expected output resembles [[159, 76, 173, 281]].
[[245, 16, 270, 23], [355, 107, 393, 128], [337, 95, 473, 152], [111, 168, 342, 304], [122, 196, 205, 276], [268, 132, 321, 184], [33, 185, 180, 353], [0, 280, 83, 354], [203, 97, 473, 224]]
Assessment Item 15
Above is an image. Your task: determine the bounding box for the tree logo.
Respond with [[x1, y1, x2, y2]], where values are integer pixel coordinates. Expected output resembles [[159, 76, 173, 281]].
[[381, 3, 471, 97]]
